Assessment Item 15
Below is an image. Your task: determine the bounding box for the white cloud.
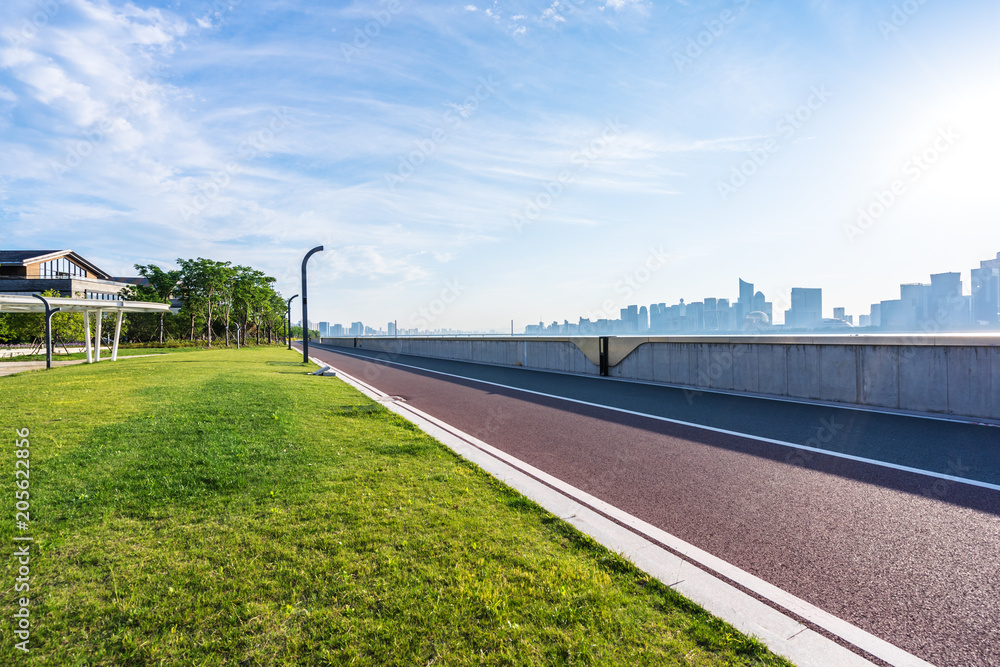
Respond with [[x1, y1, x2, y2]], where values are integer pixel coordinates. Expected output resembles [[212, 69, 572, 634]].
[[541, 2, 567, 23]]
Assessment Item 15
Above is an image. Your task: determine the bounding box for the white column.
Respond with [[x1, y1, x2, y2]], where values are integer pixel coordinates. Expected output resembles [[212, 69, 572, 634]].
[[84, 311, 93, 364], [95, 310, 103, 362], [112, 310, 123, 361]]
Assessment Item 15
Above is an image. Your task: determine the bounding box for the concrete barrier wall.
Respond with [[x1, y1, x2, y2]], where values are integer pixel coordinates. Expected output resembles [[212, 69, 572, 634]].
[[318, 335, 1000, 422], [320, 337, 599, 376]]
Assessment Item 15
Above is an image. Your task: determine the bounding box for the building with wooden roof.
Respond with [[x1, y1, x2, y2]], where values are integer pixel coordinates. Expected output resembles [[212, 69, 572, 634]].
[[0, 249, 141, 300]]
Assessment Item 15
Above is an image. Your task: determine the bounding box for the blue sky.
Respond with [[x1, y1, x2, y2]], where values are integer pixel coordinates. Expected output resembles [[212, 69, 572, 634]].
[[2, 0, 998, 330]]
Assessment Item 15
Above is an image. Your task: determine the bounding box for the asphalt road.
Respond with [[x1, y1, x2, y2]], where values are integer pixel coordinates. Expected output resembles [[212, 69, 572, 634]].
[[306, 342, 1000, 667]]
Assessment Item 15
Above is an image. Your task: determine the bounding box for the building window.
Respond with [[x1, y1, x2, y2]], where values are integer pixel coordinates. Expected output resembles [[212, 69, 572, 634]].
[[39, 258, 86, 278]]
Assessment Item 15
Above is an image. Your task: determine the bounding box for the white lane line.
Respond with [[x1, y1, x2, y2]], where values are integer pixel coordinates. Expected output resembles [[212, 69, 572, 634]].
[[311, 353, 935, 667], [314, 345, 1000, 494], [313, 342, 1000, 428]]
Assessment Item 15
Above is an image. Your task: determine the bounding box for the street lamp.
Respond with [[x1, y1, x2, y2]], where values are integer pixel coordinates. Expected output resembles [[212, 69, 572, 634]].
[[286, 294, 298, 350], [31, 295, 62, 370], [301, 246, 323, 362]]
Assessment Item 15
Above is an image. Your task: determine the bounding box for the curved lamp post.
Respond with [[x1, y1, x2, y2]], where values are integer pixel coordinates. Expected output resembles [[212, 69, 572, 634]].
[[31, 295, 62, 370], [301, 246, 323, 362], [286, 294, 298, 350]]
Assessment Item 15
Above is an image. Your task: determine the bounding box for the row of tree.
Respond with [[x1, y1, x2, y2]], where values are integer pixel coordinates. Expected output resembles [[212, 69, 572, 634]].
[[127, 258, 292, 346], [0, 258, 302, 347]]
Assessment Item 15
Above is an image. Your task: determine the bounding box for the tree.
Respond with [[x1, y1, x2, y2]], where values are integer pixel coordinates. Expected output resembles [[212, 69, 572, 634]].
[[177, 258, 232, 347], [232, 267, 276, 345], [129, 264, 181, 343]]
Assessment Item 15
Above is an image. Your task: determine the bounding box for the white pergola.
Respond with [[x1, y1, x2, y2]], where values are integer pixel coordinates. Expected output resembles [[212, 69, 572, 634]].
[[0, 295, 172, 363]]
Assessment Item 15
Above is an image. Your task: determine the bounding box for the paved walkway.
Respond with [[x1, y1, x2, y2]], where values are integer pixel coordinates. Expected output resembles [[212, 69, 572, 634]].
[[0, 359, 89, 376], [0, 354, 167, 377]]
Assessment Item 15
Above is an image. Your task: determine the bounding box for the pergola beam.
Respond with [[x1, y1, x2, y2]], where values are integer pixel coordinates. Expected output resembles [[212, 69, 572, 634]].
[[0, 295, 171, 368]]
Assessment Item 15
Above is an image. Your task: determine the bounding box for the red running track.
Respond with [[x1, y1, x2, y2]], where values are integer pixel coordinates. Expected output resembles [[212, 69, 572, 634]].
[[307, 345, 1000, 667]]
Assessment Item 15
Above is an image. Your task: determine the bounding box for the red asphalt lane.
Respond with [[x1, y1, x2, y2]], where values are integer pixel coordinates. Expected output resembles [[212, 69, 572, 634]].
[[307, 345, 1000, 667]]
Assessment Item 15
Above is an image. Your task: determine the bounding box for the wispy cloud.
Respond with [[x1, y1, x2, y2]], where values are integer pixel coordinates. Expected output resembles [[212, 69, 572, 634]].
[[0, 0, 995, 328]]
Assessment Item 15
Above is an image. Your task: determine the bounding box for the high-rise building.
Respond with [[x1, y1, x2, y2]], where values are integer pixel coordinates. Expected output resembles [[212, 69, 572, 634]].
[[736, 278, 753, 323], [332, 323, 344, 336], [318, 322, 329, 337], [738, 279, 754, 307], [752, 290, 773, 324], [784, 288, 822, 329], [716, 298, 731, 330], [971, 252, 1000, 325], [929, 272, 969, 329], [620, 305, 639, 332]]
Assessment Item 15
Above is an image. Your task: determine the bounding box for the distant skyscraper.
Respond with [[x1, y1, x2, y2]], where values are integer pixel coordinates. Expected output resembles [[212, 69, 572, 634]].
[[972, 262, 1000, 325], [620, 305, 639, 332], [750, 290, 772, 326], [716, 298, 731, 330], [732, 278, 751, 324], [638, 306, 649, 332], [738, 278, 753, 308], [929, 272, 969, 329], [318, 321, 329, 337], [784, 288, 822, 329]]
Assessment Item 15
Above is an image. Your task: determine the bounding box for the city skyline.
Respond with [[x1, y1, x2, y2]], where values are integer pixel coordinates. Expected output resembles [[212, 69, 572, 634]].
[[2, 1, 998, 330], [320, 250, 1000, 335]]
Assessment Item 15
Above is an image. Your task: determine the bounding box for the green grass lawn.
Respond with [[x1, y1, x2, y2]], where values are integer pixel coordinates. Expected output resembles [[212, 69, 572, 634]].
[[0, 346, 794, 666]]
